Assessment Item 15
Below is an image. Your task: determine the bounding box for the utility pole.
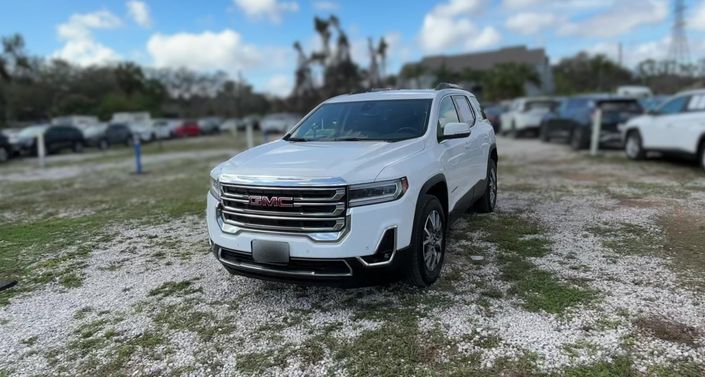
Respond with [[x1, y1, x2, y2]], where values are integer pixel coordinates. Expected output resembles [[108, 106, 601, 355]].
[[667, 0, 690, 75]]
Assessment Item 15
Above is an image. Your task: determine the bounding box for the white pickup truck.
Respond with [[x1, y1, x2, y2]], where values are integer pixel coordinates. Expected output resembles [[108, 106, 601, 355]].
[[207, 86, 498, 286], [623, 89, 705, 172]]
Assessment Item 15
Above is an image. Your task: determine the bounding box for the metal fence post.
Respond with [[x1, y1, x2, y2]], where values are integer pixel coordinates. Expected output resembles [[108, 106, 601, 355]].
[[37, 132, 46, 168], [246, 122, 254, 149], [590, 108, 602, 156]]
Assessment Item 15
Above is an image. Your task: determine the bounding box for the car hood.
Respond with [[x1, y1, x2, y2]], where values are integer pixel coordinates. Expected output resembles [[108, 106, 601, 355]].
[[217, 138, 424, 185]]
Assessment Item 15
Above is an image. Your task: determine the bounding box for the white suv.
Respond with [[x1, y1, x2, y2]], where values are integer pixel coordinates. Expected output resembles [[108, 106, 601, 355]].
[[623, 89, 705, 172], [500, 97, 559, 136], [207, 86, 498, 287]]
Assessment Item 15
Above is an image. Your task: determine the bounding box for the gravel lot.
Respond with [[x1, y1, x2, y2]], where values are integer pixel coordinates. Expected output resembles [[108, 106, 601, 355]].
[[1, 136, 704, 376]]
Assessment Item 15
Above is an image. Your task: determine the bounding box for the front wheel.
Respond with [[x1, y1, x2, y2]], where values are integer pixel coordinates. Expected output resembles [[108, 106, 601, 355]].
[[540, 124, 550, 142], [625, 131, 646, 160], [699, 140, 705, 172], [571, 128, 587, 150], [475, 159, 497, 213], [406, 195, 446, 287]]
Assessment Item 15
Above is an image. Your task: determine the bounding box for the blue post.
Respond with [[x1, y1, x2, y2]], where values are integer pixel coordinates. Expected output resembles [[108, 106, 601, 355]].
[[133, 135, 142, 175]]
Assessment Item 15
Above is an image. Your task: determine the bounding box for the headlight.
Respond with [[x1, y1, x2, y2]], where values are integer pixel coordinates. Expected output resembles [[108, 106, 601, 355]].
[[210, 177, 221, 201], [348, 177, 408, 207]]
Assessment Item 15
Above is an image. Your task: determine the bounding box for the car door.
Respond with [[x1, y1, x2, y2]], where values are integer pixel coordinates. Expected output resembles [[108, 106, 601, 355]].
[[437, 96, 467, 208], [452, 95, 484, 191], [44, 127, 61, 152], [642, 95, 690, 149], [672, 94, 705, 153]]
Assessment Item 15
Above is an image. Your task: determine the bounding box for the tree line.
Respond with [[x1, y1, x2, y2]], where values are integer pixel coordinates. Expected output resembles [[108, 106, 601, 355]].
[[400, 52, 705, 102], [0, 34, 271, 128]]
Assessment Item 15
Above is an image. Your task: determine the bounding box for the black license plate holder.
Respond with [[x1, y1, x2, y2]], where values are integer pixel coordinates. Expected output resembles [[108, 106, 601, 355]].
[[251, 240, 290, 265]]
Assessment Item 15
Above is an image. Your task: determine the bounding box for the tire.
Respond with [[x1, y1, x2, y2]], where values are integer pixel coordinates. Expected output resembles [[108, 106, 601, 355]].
[[475, 159, 498, 213], [0, 147, 8, 163], [511, 121, 519, 139], [698, 140, 705, 172], [98, 139, 109, 150], [625, 131, 646, 160], [570, 127, 587, 150], [73, 141, 84, 153], [406, 195, 446, 287], [540, 124, 550, 142]]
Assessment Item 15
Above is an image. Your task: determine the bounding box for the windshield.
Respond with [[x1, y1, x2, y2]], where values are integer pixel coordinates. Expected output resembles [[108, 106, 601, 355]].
[[287, 99, 432, 142], [18, 125, 47, 138]]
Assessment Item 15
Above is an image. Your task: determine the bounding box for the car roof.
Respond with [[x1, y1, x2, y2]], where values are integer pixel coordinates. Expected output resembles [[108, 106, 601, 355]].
[[676, 88, 705, 97], [325, 89, 475, 104]]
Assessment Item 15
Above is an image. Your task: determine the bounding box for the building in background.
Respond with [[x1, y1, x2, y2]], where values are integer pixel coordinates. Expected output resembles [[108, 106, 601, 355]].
[[399, 46, 554, 97]]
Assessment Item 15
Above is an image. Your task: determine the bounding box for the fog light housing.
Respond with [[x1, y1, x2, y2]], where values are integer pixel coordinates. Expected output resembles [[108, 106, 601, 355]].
[[359, 228, 396, 266]]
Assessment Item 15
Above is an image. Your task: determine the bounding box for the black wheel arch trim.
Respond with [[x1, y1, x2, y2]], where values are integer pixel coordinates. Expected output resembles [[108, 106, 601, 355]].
[[416, 174, 448, 224]]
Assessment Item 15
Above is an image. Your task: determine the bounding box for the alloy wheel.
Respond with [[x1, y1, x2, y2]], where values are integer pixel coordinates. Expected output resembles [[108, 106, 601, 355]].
[[422, 210, 443, 272]]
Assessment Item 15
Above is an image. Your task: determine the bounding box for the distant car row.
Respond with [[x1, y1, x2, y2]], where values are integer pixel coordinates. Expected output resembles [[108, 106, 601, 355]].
[[490, 90, 705, 171], [0, 113, 304, 163]]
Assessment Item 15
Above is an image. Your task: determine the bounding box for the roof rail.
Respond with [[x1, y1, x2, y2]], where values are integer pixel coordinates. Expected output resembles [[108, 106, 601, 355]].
[[349, 87, 394, 95], [435, 83, 463, 90]]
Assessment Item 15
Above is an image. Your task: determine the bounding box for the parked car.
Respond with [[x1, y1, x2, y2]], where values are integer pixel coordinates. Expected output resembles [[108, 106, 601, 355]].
[[174, 120, 201, 137], [88, 123, 133, 150], [240, 115, 261, 130], [0, 131, 12, 162], [260, 113, 301, 134], [82, 123, 109, 149], [198, 117, 222, 135], [622, 89, 705, 172], [207, 87, 498, 287], [500, 97, 560, 137], [112, 112, 154, 142], [219, 118, 244, 132], [483, 103, 508, 134], [16, 124, 85, 155], [616, 85, 653, 99], [540, 96, 644, 150], [152, 119, 180, 139]]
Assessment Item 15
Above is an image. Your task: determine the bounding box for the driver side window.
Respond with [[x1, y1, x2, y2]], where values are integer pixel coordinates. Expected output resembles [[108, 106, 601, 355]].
[[437, 97, 460, 139], [657, 96, 689, 115]]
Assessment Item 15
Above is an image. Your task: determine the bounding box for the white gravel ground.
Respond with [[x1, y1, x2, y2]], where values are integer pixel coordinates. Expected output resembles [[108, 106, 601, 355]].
[[1, 137, 704, 376]]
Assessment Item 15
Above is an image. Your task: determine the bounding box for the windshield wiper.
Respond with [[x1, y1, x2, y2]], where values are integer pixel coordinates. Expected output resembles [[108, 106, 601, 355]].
[[286, 137, 309, 142]]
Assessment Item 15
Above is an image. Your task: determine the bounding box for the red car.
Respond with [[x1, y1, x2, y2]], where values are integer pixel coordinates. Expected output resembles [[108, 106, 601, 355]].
[[173, 121, 201, 137]]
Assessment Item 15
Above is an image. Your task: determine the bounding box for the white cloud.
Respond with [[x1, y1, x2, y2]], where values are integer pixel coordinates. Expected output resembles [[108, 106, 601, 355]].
[[127, 0, 152, 27], [690, 0, 705, 30], [502, 0, 610, 10], [312, 1, 339, 11], [418, 0, 499, 52], [559, 0, 668, 38], [265, 74, 291, 97], [53, 10, 121, 66], [505, 12, 557, 35], [146, 29, 262, 72], [234, 0, 299, 23]]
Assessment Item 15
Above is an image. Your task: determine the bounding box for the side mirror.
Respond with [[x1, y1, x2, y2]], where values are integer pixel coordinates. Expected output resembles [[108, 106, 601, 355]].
[[442, 122, 471, 139]]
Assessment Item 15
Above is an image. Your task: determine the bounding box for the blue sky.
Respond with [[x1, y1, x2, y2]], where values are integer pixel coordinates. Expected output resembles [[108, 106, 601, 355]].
[[2, 0, 705, 96]]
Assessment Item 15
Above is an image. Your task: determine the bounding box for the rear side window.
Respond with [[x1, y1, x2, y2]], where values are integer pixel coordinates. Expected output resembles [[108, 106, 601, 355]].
[[452, 96, 476, 126], [687, 94, 705, 112]]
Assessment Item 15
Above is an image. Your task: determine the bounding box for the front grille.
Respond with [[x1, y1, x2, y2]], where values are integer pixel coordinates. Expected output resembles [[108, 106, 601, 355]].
[[219, 184, 347, 233]]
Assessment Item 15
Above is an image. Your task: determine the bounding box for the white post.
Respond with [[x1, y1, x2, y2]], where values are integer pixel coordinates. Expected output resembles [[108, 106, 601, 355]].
[[246, 122, 254, 149], [590, 108, 602, 156], [37, 133, 46, 168]]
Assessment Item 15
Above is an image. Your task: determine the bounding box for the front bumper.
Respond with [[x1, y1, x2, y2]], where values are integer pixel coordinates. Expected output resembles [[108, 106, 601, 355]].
[[206, 186, 417, 282], [211, 243, 409, 286]]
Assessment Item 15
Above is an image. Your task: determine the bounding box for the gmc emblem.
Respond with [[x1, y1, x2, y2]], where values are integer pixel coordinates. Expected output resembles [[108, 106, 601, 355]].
[[248, 195, 293, 207]]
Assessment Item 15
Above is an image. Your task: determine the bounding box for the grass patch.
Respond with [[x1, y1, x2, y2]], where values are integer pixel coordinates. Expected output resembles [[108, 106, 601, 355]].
[[561, 355, 636, 377], [659, 209, 705, 290], [149, 280, 202, 298], [469, 213, 597, 314]]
